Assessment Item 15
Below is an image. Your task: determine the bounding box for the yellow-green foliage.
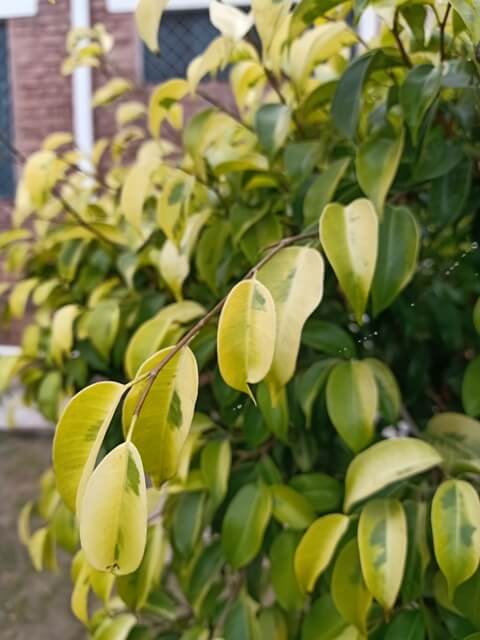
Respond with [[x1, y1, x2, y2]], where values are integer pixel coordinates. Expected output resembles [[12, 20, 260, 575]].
[[4, 2, 480, 637]]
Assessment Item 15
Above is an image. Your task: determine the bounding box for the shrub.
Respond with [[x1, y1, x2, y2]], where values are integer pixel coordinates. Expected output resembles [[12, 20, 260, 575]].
[[4, 1, 480, 638]]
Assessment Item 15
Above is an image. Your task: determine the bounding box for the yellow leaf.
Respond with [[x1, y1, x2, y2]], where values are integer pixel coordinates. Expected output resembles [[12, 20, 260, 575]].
[[92, 78, 132, 107], [8, 278, 38, 318], [80, 441, 147, 575], [53, 381, 125, 513], [116, 101, 146, 127], [122, 346, 198, 485], [149, 79, 189, 137], [155, 210, 211, 301], [294, 514, 349, 592], [42, 132, 73, 151], [50, 304, 80, 364], [120, 161, 155, 232], [157, 171, 195, 244], [332, 538, 372, 634], [320, 198, 378, 324], [71, 553, 91, 623], [258, 246, 324, 389], [358, 498, 407, 610], [217, 278, 276, 398], [135, 0, 168, 52], [125, 300, 204, 378], [344, 438, 442, 513], [210, 1, 253, 40]]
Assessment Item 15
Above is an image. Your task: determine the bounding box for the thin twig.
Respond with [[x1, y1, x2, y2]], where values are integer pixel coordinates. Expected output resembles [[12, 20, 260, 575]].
[[263, 67, 306, 135], [196, 87, 254, 132], [392, 10, 413, 68], [128, 230, 319, 429], [0, 129, 120, 247], [439, 3, 451, 61]]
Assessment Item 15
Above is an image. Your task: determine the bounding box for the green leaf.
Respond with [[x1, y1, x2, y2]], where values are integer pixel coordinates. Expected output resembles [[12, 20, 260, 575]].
[[53, 381, 125, 513], [358, 498, 407, 610], [463, 356, 480, 417], [356, 128, 404, 217], [122, 346, 198, 485], [326, 360, 378, 452], [79, 442, 147, 575], [258, 607, 288, 640], [117, 523, 165, 610], [400, 64, 442, 144], [344, 438, 442, 512], [258, 246, 324, 389], [196, 219, 230, 294], [297, 359, 338, 428], [332, 49, 400, 140], [257, 382, 289, 441], [432, 479, 480, 597], [301, 319, 356, 358], [365, 358, 401, 423], [217, 279, 276, 398], [270, 530, 304, 611], [384, 610, 426, 640], [271, 484, 316, 530], [430, 157, 472, 226], [255, 104, 291, 155], [449, 0, 480, 41], [294, 513, 349, 592], [319, 199, 378, 323], [289, 473, 343, 514], [201, 439, 231, 508], [303, 158, 350, 226], [172, 491, 207, 558], [474, 299, 480, 335], [222, 483, 272, 569], [302, 593, 361, 640], [372, 206, 420, 316], [331, 537, 372, 634], [284, 141, 322, 181], [187, 540, 224, 612], [87, 300, 120, 361], [223, 592, 261, 640], [401, 501, 431, 603]]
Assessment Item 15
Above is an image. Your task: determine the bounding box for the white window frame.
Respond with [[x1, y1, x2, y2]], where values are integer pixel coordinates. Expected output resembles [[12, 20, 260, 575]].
[[107, 0, 248, 12], [0, 0, 38, 18]]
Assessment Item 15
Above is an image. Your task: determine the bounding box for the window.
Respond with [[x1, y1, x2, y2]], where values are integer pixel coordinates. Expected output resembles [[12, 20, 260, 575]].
[[143, 9, 223, 84], [0, 23, 14, 198]]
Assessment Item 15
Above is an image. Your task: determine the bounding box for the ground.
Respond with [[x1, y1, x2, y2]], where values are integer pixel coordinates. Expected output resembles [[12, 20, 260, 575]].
[[0, 432, 83, 640]]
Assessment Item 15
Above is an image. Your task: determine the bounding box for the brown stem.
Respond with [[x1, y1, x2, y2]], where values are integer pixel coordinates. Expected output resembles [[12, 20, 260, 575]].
[[392, 10, 413, 68], [196, 87, 254, 132], [263, 67, 306, 136], [129, 230, 319, 425], [439, 4, 451, 61]]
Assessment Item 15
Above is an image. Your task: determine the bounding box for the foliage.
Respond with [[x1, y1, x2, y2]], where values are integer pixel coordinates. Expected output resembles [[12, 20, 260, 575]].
[[4, 1, 480, 638]]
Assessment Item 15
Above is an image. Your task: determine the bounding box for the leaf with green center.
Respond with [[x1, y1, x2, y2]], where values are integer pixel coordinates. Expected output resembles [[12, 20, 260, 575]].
[[87, 300, 120, 361], [122, 346, 198, 485], [53, 380, 125, 513], [358, 498, 407, 610], [294, 513, 349, 592], [431, 479, 480, 598], [270, 484, 316, 530], [319, 199, 378, 324], [79, 442, 147, 575]]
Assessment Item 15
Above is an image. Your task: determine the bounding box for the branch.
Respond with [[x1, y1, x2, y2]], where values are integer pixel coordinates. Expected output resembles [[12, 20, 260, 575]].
[[392, 10, 413, 68], [439, 3, 451, 61], [127, 230, 319, 434], [0, 129, 120, 247], [196, 87, 254, 132]]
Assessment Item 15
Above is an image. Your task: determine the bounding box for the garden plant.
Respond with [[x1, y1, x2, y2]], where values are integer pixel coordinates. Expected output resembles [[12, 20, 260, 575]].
[[2, 0, 480, 637]]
